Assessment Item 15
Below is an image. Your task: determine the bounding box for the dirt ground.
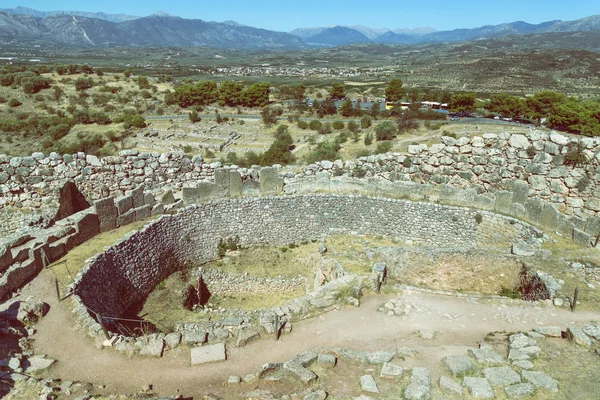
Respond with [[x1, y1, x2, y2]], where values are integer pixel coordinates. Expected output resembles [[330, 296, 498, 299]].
[[22, 269, 600, 399]]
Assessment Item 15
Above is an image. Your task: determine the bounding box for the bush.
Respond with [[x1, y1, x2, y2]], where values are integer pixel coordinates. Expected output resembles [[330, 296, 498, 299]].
[[364, 132, 373, 146], [189, 110, 201, 123], [275, 124, 289, 137], [375, 121, 397, 141], [8, 99, 21, 107], [309, 119, 322, 131], [374, 141, 393, 154], [442, 130, 457, 138], [526, 146, 536, 158], [347, 120, 359, 133], [361, 115, 373, 129], [564, 143, 589, 167], [576, 176, 591, 192], [402, 157, 412, 168], [297, 120, 308, 130], [332, 120, 344, 130], [306, 141, 340, 164], [217, 236, 240, 257], [319, 122, 333, 135], [74, 77, 94, 91]]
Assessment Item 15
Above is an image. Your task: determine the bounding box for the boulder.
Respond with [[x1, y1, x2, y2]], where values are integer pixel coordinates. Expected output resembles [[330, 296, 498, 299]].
[[360, 375, 379, 394], [505, 383, 535, 398], [439, 375, 462, 395], [483, 366, 521, 386], [463, 377, 494, 398], [522, 370, 558, 392], [53, 181, 90, 222], [191, 343, 226, 365], [442, 355, 476, 377], [404, 367, 431, 400]]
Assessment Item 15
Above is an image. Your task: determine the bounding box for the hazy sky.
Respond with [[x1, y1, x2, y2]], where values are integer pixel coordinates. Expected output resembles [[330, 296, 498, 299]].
[[2, 0, 598, 31]]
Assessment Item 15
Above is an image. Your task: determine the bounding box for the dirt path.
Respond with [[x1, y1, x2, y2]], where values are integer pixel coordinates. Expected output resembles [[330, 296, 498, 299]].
[[23, 272, 598, 398]]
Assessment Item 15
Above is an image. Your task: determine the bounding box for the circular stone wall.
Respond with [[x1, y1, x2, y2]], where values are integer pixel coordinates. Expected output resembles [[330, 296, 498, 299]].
[[72, 194, 541, 318]]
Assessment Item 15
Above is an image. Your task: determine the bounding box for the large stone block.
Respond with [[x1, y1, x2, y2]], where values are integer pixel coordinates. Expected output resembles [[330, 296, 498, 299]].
[[494, 191, 513, 215], [524, 198, 545, 225], [573, 229, 592, 247], [94, 197, 117, 233], [128, 185, 145, 208], [229, 170, 243, 197], [191, 343, 226, 365], [0, 258, 43, 301], [182, 187, 200, 205], [117, 209, 136, 227], [259, 166, 284, 194], [115, 196, 133, 215], [584, 215, 600, 237], [198, 182, 218, 200], [556, 214, 574, 237], [511, 181, 530, 204], [214, 168, 230, 196], [243, 180, 261, 195], [540, 204, 559, 232], [134, 205, 152, 221]]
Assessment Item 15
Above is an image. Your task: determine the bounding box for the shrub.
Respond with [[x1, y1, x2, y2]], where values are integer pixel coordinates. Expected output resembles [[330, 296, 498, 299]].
[[364, 132, 373, 146], [475, 213, 483, 224], [374, 141, 393, 154], [297, 120, 308, 130], [564, 143, 589, 167], [309, 119, 322, 131], [332, 120, 344, 130], [361, 114, 373, 129], [526, 146, 536, 158], [576, 176, 590, 192], [8, 99, 21, 107], [442, 130, 457, 138], [217, 236, 240, 257], [402, 157, 412, 168], [375, 121, 397, 141], [74, 77, 94, 91], [319, 122, 333, 135], [347, 120, 359, 133]]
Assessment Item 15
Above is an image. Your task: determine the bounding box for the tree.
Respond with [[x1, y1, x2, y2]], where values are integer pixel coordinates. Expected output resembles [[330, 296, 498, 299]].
[[450, 93, 476, 115], [408, 88, 420, 103], [218, 81, 244, 107], [75, 77, 94, 91], [262, 131, 295, 165], [320, 98, 337, 115], [347, 120, 360, 133], [241, 82, 270, 107], [525, 91, 566, 124], [306, 141, 340, 164], [329, 83, 345, 100], [397, 112, 419, 133], [385, 78, 405, 102], [261, 106, 278, 127], [375, 121, 397, 141], [309, 120, 322, 131], [339, 100, 353, 117], [486, 93, 526, 120]]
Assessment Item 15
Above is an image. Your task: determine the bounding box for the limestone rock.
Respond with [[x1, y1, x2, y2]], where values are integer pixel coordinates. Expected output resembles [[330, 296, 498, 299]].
[[509, 333, 537, 349], [534, 326, 562, 337], [304, 390, 327, 400], [469, 347, 505, 365], [522, 370, 558, 392], [139, 338, 164, 358], [24, 355, 56, 373], [443, 355, 476, 377], [191, 343, 226, 365], [483, 366, 521, 386], [360, 375, 379, 393], [566, 326, 592, 346], [505, 383, 535, 398], [463, 377, 494, 398], [317, 354, 337, 367], [236, 327, 260, 347], [404, 367, 432, 400], [380, 362, 403, 378], [439, 375, 462, 395]]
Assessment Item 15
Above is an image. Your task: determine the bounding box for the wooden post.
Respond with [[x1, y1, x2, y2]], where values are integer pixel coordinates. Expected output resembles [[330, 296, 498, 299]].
[[274, 314, 279, 341], [96, 312, 111, 340], [572, 287, 579, 312], [54, 278, 61, 301]]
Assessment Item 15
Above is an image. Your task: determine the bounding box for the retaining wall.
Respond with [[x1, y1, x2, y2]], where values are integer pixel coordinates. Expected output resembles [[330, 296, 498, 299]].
[[71, 194, 541, 318]]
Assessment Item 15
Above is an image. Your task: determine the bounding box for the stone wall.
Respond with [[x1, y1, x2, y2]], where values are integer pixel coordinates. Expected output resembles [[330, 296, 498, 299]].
[[71, 194, 541, 318], [303, 130, 600, 220]]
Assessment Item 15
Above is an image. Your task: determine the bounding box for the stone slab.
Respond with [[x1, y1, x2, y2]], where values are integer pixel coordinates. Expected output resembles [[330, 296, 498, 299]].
[[191, 343, 226, 365]]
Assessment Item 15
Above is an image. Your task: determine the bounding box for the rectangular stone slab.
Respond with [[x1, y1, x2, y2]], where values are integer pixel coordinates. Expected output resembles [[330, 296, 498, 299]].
[[191, 343, 226, 365]]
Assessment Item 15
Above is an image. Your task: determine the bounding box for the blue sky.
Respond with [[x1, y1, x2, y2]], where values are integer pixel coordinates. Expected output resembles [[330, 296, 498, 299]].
[[2, 1, 598, 31]]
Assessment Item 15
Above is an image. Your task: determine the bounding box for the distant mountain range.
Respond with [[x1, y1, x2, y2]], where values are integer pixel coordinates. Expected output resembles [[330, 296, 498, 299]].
[[0, 6, 599, 50], [0, 6, 139, 23], [292, 16, 600, 46]]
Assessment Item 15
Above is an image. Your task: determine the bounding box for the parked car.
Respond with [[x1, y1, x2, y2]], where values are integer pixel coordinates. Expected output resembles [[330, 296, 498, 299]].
[[450, 117, 460, 121]]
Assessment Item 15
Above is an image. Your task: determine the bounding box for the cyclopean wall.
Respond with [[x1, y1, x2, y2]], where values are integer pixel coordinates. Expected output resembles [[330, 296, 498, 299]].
[[71, 193, 541, 318]]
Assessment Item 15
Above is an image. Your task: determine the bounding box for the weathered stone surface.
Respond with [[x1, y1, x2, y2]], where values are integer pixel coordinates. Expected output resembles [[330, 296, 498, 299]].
[[115, 195, 133, 215], [304, 390, 327, 400], [317, 354, 337, 367], [139, 338, 165, 358], [229, 170, 243, 197], [505, 383, 535, 398], [164, 332, 181, 349], [508, 349, 531, 361], [404, 367, 432, 400], [94, 197, 117, 232], [522, 370, 558, 392], [283, 361, 317, 384], [469, 347, 505, 365], [509, 333, 537, 349], [443, 355, 476, 376], [236, 327, 260, 347], [129, 185, 145, 208], [511, 360, 534, 370], [463, 377, 494, 398], [191, 343, 226, 365], [439, 375, 462, 395], [360, 375, 379, 393], [260, 166, 283, 193], [566, 326, 593, 346], [582, 325, 600, 341], [182, 186, 200, 205], [333, 349, 395, 364], [25, 356, 56, 373], [534, 326, 562, 337], [484, 366, 521, 386], [380, 362, 403, 378], [511, 240, 535, 256]]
